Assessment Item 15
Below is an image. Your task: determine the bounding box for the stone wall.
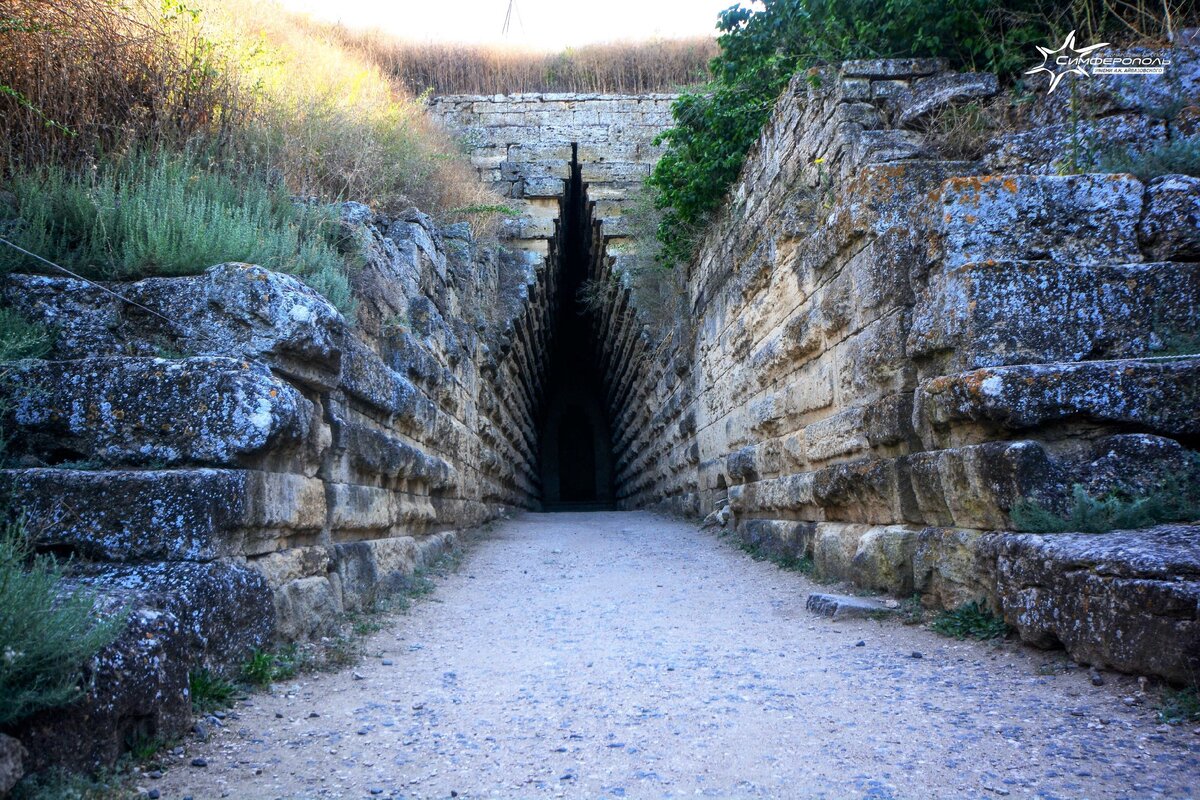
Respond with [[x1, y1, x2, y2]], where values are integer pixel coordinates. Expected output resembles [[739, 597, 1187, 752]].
[[0, 206, 557, 769], [587, 53, 1200, 681], [428, 92, 674, 250]]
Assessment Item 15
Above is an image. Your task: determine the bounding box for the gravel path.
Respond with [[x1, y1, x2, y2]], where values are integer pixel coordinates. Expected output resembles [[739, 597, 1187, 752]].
[[154, 511, 1200, 799]]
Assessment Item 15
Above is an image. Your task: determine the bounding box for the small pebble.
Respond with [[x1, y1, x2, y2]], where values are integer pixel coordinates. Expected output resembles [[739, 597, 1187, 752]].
[[911, 651, 923, 659], [190, 757, 207, 768], [381, 659, 394, 666], [855, 641, 865, 647], [1090, 668, 1105, 686], [308, 711, 320, 718], [147, 790, 160, 799]]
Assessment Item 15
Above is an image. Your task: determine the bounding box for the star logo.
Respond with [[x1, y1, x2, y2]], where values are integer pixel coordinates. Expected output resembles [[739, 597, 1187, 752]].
[[1025, 30, 1110, 93]]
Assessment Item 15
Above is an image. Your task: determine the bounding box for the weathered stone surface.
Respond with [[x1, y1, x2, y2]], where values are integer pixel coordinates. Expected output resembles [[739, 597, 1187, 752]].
[[840, 58, 946, 78], [805, 592, 894, 620], [16, 560, 270, 772], [736, 518, 814, 562], [895, 72, 998, 127], [916, 358, 1200, 441], [335, 536, 420, 612], [1140, 174, 1200, 261], [912, 527, 995, 609], [850, 525, 921, 594], [938, 174, 1144, 268], [0, 468, 325, 561], [1, 357, 312, 467], [984, 526, 1200, 683], [15, 596, 189, 773], [909, 260, 1200, 369], [2, 264, 347, 388], [0, 734, 26, 796], [272, 576, 342, 642], [72, 561, 274, 665]]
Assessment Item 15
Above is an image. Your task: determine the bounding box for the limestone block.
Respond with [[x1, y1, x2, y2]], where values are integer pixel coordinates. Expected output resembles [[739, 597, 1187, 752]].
[[842, 58, 947, 78], [911, 527, 995, 609], [850, 525, 922, 594], [985, 525, 1200, 683], [916, 358, 1200, 443], [813, 522, 871, 581], [908, 260, 1200, 369], [2, 264, 347, 388], [273, 576, 343, 641], [0, 468, 325, 561], [806, 592, 894, 619], [1, 357, 312, 467], [737, 518, 815, 561], [1140, 174, 1200, 261], [335, 536, 420, 611], [938, 174, 1144, 268], [15, 592, 189, 773], [895, 72, 999, 127], [251, 545, 333, 588], [803, 407, 868, 464], [327, 483, 394, 532], [345, 423, 454, 488]]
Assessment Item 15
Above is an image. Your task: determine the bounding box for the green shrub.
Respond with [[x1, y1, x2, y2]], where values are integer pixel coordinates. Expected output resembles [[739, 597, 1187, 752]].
[[239, 647, 298, 687], [0, 520, 126, 727], [1098, 137, 1200, 181], [647, 0, 1189, 267], [929, 600, 1010, 640], [1011, 480, 1200, 534], [0, 151, 355, 314], [1158, 686, 1200, 725], [187, 667, 236, 713], [0, 308, 51, 361]]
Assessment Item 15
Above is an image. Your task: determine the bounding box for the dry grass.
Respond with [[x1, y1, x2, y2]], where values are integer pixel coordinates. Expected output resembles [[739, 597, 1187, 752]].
[[0, 0, 497, 217], [311, 28, 716, 95]]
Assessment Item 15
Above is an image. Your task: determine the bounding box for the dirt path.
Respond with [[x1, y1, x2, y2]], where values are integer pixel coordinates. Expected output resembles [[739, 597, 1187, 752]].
[[153, 512, 1199, 799]]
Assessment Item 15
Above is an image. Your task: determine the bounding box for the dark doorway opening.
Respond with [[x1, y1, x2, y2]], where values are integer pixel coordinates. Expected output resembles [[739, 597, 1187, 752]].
[[537, 144, 616, 511]]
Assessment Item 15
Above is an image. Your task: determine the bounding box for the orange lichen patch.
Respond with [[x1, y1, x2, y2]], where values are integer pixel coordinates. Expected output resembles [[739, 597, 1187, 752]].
[[964, 214, 977, 224], [1001, 178, 1019, 194], [269, 388, 279, 398], [112, 409, 125, 420]]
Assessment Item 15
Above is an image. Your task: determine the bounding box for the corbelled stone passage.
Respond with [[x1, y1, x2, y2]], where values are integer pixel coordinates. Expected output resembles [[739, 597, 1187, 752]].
[[2, 45, 1199, 781], [538, 148, 616, 509]]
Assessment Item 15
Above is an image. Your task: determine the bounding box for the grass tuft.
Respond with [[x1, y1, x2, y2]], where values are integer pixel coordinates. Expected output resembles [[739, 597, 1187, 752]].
[[187, 667, 237, 714], [1158, 686, 1200, 725], [1011, 480, 1200, 534], [929, 600, 1010, 641], [1098, 137, 1200, 181], [0, 308, 52, 362]]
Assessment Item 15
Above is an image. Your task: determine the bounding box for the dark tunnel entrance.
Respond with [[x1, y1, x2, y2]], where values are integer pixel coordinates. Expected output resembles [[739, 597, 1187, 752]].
[[537, 144, 616, 511]]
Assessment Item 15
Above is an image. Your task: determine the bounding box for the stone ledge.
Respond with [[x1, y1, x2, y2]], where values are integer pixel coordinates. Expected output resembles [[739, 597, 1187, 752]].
[[1, 356, 313, 467], [916, 357, 1200, 442], [0, 468, 326, 561]]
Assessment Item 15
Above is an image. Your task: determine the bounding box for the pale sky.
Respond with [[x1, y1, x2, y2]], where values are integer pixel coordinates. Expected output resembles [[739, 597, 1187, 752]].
[[275, 0, 743, 49]]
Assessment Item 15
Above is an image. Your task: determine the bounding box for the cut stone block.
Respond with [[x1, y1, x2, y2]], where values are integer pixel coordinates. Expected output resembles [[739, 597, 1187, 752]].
[[1, 357, 313, 467], [806, 592, 894, 620]]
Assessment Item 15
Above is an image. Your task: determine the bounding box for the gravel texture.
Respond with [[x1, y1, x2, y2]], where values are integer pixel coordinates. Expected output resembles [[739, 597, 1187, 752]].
[[153, 512, 1200, 799]]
